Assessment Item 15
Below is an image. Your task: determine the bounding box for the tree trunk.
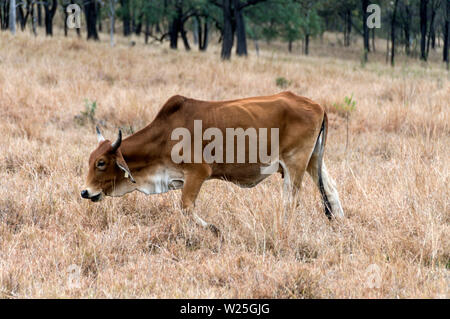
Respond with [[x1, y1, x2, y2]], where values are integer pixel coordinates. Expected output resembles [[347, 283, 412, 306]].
[[37, 3, 42, 27], [444, 0, 449, 66], [372, 28, 376, 52], [64, 3, 68, 36], [221, 0, 234, 60], [1, 1, 9, 30], [181, 27, 191, 51], [196, 16, 202, 49], [386, 28, 390, 64], [31, 2, 37, 36], [391, 0, 399, 67], [426, 3, 437, 56], [9, 0, 16, 35], [196, 15, 209, 51], [120, 0, 131, 36], [234, 0, 247, 56], [44, 0, 57, 36], [345, 9, 352, 47], [200, 20, 209, 51], [288, 40, 292, 52], [135, 22, 142, 35], [17, 3, 26, 31], [420, 0, 428, 61], [85, 0, 99, 40], [98, 1, 103, 33], [431, 30, 435, 49], [135, 13, 143, 35], [362, 0, 370, 62], [254, 39, 259, 56], [304, 33, 309, 55], [110, 0, 115, 46], [169, 17, 179, 49], [0, 2, 4, 30], [404, 4, 411, 55], [144, 18, 150, 44]]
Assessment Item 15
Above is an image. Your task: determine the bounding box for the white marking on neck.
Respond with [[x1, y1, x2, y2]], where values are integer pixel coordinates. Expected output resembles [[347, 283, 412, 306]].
[[137, 168, 184, 195]]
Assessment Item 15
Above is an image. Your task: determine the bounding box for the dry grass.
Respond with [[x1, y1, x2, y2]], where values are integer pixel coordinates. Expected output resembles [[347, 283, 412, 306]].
[[0, 30, 448, 298]]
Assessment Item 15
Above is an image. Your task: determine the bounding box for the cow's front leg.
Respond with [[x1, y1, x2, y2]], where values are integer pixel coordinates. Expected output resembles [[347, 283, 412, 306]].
[[181, 164, 220, 236]]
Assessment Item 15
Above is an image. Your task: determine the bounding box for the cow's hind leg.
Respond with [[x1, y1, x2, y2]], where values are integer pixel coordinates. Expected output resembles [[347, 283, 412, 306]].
[[307, 151, 344, 219], [281, 160, 307, 198], [280, 155, 309, 218], [181, 164, 220, 235]]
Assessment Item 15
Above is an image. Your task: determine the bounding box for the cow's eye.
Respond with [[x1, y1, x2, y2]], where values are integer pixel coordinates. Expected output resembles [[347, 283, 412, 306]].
[[96, 160, 106, 168]]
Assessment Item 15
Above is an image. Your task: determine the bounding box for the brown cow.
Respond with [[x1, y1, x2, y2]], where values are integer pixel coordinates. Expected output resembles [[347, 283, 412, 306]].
[[81, 92, 344, 233]]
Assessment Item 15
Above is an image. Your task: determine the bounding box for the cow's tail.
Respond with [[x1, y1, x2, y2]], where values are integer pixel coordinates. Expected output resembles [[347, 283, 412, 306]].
[[316, 112, 332, 219]]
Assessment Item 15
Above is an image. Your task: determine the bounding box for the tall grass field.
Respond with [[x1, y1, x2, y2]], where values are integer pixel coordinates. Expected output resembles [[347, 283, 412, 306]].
[[0, 31, 448, 298]]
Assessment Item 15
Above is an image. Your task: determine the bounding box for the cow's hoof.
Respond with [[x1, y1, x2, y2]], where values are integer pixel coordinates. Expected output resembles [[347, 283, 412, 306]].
[[208, 224, 221, 236]]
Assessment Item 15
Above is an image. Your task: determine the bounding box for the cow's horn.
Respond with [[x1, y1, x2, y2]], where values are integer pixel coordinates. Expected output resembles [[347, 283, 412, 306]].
[[96, 126, 105, 143], [111, 129, 122, 152]]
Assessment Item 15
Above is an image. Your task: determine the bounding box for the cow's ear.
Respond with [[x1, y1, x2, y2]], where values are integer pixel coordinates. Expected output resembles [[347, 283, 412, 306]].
[[116, 157, 136, 183]]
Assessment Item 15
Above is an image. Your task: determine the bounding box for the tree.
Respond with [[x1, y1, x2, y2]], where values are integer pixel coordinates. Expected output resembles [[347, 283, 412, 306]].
[[31, 0, 37, 35], [1, 1, 9, 30], [444, 0, 449, 67], [399, 0, 413, 56], [221, 0, 233, 59], [340, 1, 355, 47], [390, 0, 399, 66], [85, 0, 99, 40], [44, 0, 58, 36], [297, 0, 322, 55], [246, 0, 299, 52], [9, 0, 15, 35], [37, 2, 42, 26], [426, 0, 441, 57], [362, 0, 370, 62], [420, 0, 428, 60], [109, 0, 117, 46], [194, 14, 211, 51], [213, 0, 267, 59], [280, 2, 303, 52], [17, 0, 32, 31], [141, 0, 167, 45], [119, 0, 131, 36]]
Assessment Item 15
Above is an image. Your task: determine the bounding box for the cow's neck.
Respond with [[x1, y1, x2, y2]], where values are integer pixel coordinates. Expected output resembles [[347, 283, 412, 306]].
[[119, 121, 166, 170], [116, 120, 184, 195]]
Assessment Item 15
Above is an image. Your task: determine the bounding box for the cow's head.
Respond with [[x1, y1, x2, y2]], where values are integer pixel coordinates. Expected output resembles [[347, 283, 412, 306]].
[[81, 127, 136, 202]]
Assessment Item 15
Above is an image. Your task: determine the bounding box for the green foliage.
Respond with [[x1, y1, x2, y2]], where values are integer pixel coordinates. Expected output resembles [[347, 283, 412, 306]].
[[75, 99, 97, 126], [275, 77, 291, 88], [333, 94, 357, 153], [246, 0, 323, 47], [333, 94, 357, 113]]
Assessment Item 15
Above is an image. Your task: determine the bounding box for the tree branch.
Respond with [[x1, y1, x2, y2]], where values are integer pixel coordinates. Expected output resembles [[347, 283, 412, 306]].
[[209, 0, 223, 8], [239, 0, 267, 10]]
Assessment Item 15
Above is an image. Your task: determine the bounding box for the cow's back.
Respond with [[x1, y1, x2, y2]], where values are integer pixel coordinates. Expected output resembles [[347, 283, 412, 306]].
[[157, 91, 324, 133]]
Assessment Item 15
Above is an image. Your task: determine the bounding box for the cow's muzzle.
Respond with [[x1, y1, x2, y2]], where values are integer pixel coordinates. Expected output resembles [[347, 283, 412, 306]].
[[80, 190, 103, 202]]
